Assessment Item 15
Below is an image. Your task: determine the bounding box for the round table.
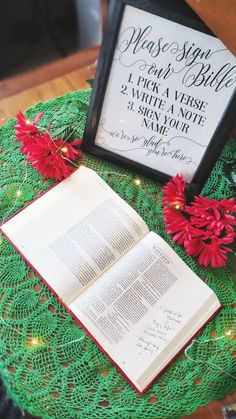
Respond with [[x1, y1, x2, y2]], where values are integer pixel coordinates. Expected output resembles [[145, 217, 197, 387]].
[[0, 89, 235, 419]]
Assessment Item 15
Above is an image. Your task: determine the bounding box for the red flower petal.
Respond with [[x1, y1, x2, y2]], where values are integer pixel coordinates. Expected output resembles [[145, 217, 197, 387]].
[[162, 174, 186, 209], [33, 112, 44, 125], [185, 236, 204, 258], [163, 207, 190, 246]]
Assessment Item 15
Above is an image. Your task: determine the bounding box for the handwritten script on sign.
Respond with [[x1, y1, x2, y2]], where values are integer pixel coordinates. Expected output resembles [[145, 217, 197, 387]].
[[135, 305, 184, 357], [95, 5, 236, 182]]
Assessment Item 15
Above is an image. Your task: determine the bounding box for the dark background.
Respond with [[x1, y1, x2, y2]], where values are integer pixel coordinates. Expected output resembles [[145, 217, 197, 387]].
[[0, 0, 101, 80]]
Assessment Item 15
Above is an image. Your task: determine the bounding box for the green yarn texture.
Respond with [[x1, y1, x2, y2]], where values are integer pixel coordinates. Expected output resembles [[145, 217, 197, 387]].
[[0, 89, 235, 419]]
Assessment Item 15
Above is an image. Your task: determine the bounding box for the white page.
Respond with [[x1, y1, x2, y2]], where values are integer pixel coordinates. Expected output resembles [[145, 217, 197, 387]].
[[70, 232, 220, 391], [1, 167, 148, 305]]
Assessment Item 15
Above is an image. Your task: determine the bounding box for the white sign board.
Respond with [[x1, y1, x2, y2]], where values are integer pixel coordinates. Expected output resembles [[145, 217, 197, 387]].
[[94, 5, 236, 182]]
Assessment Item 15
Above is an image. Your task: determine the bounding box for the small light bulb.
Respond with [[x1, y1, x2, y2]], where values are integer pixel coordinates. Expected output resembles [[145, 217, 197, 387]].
[[27, 337, 44, 348], [61, 146, 68, 153], [26, 119, 31, 124], [133, 179, 141, 186], [175, 205, 180, 210], [16, 190, 22, 197], [226, 330, 232, 337]]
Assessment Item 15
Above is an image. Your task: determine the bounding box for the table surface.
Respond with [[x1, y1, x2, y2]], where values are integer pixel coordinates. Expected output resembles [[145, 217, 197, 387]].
[[0, 60, 235, 419], [0, 65, 95, 126]]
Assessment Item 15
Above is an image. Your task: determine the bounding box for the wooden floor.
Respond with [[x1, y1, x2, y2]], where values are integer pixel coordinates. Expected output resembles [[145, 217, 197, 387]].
[[182, 392, 236, 419], [0, 47, 235, 419]]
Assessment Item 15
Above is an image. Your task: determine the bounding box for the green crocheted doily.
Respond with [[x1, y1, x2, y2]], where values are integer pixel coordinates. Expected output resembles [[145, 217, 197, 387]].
[[0, 89, 235, 419]]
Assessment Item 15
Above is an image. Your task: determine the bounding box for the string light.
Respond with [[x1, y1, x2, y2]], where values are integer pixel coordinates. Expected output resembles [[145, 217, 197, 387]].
[[133, 178, 141, 186], [58, 335, 85, 348], [184, 329, 236, 380], [170, 199, 184, 210], [0, 317, 24, 337], [3, 118, 233, 378], [0, 318, 84, 351], [0, 319, 44, 349], [97, 170, 127, 179], [16, 190, 22, 197], [27, 336, 45, 348], [95, 170, 151, 195], [30, 337, 40, 346], [51, 124, 82, 150]]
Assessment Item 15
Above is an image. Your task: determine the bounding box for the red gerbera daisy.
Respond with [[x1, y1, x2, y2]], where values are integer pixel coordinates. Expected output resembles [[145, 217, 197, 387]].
[[162, 175, 236, 268], [15, 111, 83, 181], [26, 132, 83, 181]]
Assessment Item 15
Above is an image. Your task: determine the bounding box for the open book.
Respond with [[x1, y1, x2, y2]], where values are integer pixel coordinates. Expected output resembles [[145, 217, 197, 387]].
[[0, 167, 221, 393]]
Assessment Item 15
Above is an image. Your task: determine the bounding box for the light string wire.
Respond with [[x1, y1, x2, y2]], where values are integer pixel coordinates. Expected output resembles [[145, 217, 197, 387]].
[[0, 115, 234, 378], [1, 315, 234, 380], [184, 332, 236, 380], [60, 152, 150, 198], [48, 122, 82, 149], [0, 317, 25, 337], [1, 159, 29, 225], [60, 154, 148, 193], [0, 317, 85, 348]]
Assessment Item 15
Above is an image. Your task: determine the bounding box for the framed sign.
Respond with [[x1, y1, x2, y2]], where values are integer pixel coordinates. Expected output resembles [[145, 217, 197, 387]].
[[83, 0, 236, 191]]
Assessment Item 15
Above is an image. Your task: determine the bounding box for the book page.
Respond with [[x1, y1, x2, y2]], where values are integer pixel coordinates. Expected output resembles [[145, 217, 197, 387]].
[[69, 232, 220, 392], [1, 167, 148, 305]]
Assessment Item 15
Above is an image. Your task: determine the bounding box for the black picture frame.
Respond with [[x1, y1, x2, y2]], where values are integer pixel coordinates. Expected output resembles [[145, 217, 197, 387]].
[[83, 0, 236, 193]]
